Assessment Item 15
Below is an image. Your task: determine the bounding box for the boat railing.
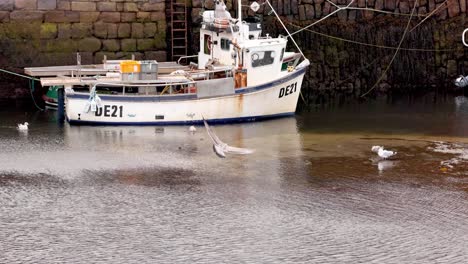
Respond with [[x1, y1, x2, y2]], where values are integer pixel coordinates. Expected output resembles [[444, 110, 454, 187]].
[[89, 80, 197, 96], [177, 55, 198, 65]]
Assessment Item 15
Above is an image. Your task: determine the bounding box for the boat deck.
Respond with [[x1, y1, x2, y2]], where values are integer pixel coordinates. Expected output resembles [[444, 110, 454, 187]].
[[24, 62, 189, 77]]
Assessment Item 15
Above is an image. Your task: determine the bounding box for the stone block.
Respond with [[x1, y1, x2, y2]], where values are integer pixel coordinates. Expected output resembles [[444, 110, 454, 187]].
[[116, 2, 123, 11], [461, 0, 466, 12], [93, 22, 108, 38], [78, 37, 101, 52], [143, 22, 157, 37], [357, 0, 366, 7], [137, 11, 151, 21], [71, 22, 92, 39], [305, 4, 314, 19], [156, 20, 166, 33], [399, 1, 409, 13], [45, 10, 79, 22], [191, 8, 202, 23], [314, 0, 324, 4], [429, 0, 435, 11], [95, 52, 117, 64], [99, 12, 120, 22], [38, 0, 56, 10], [57, 1, 69, 10], [277, 0, 283, 15], [57, 23, 71, 38], [137, 39, 154, 51], [4, 21, 41, 39], [144, 51, 166, 62], [348, 10, 356, 20], [40, 23, 57, 39], [118, 23, 130, 38], [284, 0, 291, 15], [150, 11, 165, 21], [102, 39, 120, 51], [314, 3, 321, 18], [0, 0, 14, 11], [97, 2, 116, 11], [71, 2, 96, 12], [418, 6, 427, 15], [140, 2, 164, 11], [384, 0, 396, 10], [116, 52, 143, 60], [302, 0, 313, 3], [124, 2, 138, 12], [80, 11, 100, 22], [298, 5, 306, 20], [322, 2, 330, 15], [121, 12, 136, 22], [131, 22, 144, 38], [193, 0, 202, 8], [42, 39, 77, 53], [447, 0, 460, 17], [108, 23, 117, 38], [10, 11, 43, 21], [0, 11, 9, 22], [291, 0, 298, 15], [121, 38, 136, 51], [375, 0, 383, 10], [15, 0, 36, 10]]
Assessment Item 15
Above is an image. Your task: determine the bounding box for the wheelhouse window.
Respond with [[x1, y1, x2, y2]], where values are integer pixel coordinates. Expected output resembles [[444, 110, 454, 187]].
[[251, 50, 276, 68], [204, 34, 211, 55], [220, 38, 230, 50]]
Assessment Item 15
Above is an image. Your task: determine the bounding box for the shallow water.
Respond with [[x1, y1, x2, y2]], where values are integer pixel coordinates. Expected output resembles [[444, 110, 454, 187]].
[[1, 95, 468, 263]]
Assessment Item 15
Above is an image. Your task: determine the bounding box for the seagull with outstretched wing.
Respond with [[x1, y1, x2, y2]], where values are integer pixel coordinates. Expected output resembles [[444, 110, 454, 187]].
[[202, 117, 254, 158]]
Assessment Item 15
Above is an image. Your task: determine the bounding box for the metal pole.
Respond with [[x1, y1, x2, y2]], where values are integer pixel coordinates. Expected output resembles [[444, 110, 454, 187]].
[[57, 87, 65, 123]]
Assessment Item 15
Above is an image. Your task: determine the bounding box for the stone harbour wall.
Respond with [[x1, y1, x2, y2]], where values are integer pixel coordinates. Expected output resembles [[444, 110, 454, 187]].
[[0, 0, 167, 67], [1, 0, 468, 100]]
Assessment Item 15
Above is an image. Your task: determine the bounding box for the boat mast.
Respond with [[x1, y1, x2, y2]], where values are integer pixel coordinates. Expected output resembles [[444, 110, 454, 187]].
[[237, 0, 242, 22]]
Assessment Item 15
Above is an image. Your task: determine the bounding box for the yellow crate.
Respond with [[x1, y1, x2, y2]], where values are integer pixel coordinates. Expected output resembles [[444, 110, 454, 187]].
[[120, 61, 141, 73]]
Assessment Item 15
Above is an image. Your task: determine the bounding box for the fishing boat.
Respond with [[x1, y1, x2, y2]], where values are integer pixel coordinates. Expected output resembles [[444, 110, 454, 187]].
[[24, 0, 309, 125]]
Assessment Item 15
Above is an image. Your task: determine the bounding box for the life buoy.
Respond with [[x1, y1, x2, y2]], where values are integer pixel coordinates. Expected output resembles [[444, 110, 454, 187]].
[[206, 35, 212, 51]]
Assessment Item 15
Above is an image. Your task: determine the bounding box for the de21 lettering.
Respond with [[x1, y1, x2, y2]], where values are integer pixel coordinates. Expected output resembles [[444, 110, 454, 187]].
[[278, 82, 298, 98], [95, 105, 123, 118]]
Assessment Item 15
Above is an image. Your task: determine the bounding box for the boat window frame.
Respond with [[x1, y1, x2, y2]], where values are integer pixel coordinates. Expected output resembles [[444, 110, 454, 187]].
[[220, 38, 230, 51], [251, 50, 276, 68]]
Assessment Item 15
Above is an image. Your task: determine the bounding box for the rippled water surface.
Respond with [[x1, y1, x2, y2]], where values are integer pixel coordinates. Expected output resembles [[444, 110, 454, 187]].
[[1, 96, 468, 263]]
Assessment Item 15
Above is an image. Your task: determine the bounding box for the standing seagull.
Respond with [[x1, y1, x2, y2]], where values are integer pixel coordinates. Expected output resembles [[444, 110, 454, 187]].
[[17, 122, 29, 131], [202, 117, 254, 158], [371, 145, 397, 159]]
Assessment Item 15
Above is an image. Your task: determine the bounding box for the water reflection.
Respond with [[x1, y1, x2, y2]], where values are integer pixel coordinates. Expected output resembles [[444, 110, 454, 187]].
[[1, 96, 468, 263]]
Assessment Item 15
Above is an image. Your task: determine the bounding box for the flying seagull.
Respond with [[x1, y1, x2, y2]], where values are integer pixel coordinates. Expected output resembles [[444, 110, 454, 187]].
[[17, 122, 29, 131], [202, 117, 254, 158], [371, 145, 397, 159]]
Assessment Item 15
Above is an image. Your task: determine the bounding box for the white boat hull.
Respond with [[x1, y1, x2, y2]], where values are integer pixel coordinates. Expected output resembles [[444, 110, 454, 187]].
[[65, 68, 306, 125]]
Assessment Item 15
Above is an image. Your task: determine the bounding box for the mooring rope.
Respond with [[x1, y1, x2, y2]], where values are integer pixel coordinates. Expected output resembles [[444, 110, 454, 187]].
[[360, 0, 419, 97], [409, 0, 449, 33], [1, 68, 44, 111]]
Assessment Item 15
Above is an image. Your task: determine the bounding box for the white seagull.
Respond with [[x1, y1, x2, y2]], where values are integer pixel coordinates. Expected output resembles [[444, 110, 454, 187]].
[[202, 117, 254, 158], [371, 145, 397, 159], [17, 122, 29, 131], [189, 125, 196, 133]]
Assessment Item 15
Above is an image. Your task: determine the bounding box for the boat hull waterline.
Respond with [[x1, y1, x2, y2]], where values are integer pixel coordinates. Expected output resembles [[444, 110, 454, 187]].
[[66, 68, 306, 125]]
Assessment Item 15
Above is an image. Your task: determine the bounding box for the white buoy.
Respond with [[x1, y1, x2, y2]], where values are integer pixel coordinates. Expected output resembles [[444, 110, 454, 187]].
[[189, 125, 196, 133], [17, 122, 29, 131], [371, 145, 397, 159]]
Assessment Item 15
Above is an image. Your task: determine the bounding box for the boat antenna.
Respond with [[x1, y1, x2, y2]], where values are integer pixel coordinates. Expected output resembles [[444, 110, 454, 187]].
[[238, 0, 242, 22], [264, 0, 306, 60]]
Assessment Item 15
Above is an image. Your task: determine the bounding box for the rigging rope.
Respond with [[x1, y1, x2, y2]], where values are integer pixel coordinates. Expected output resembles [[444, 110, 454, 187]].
[[360, 0, 419, 97]]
